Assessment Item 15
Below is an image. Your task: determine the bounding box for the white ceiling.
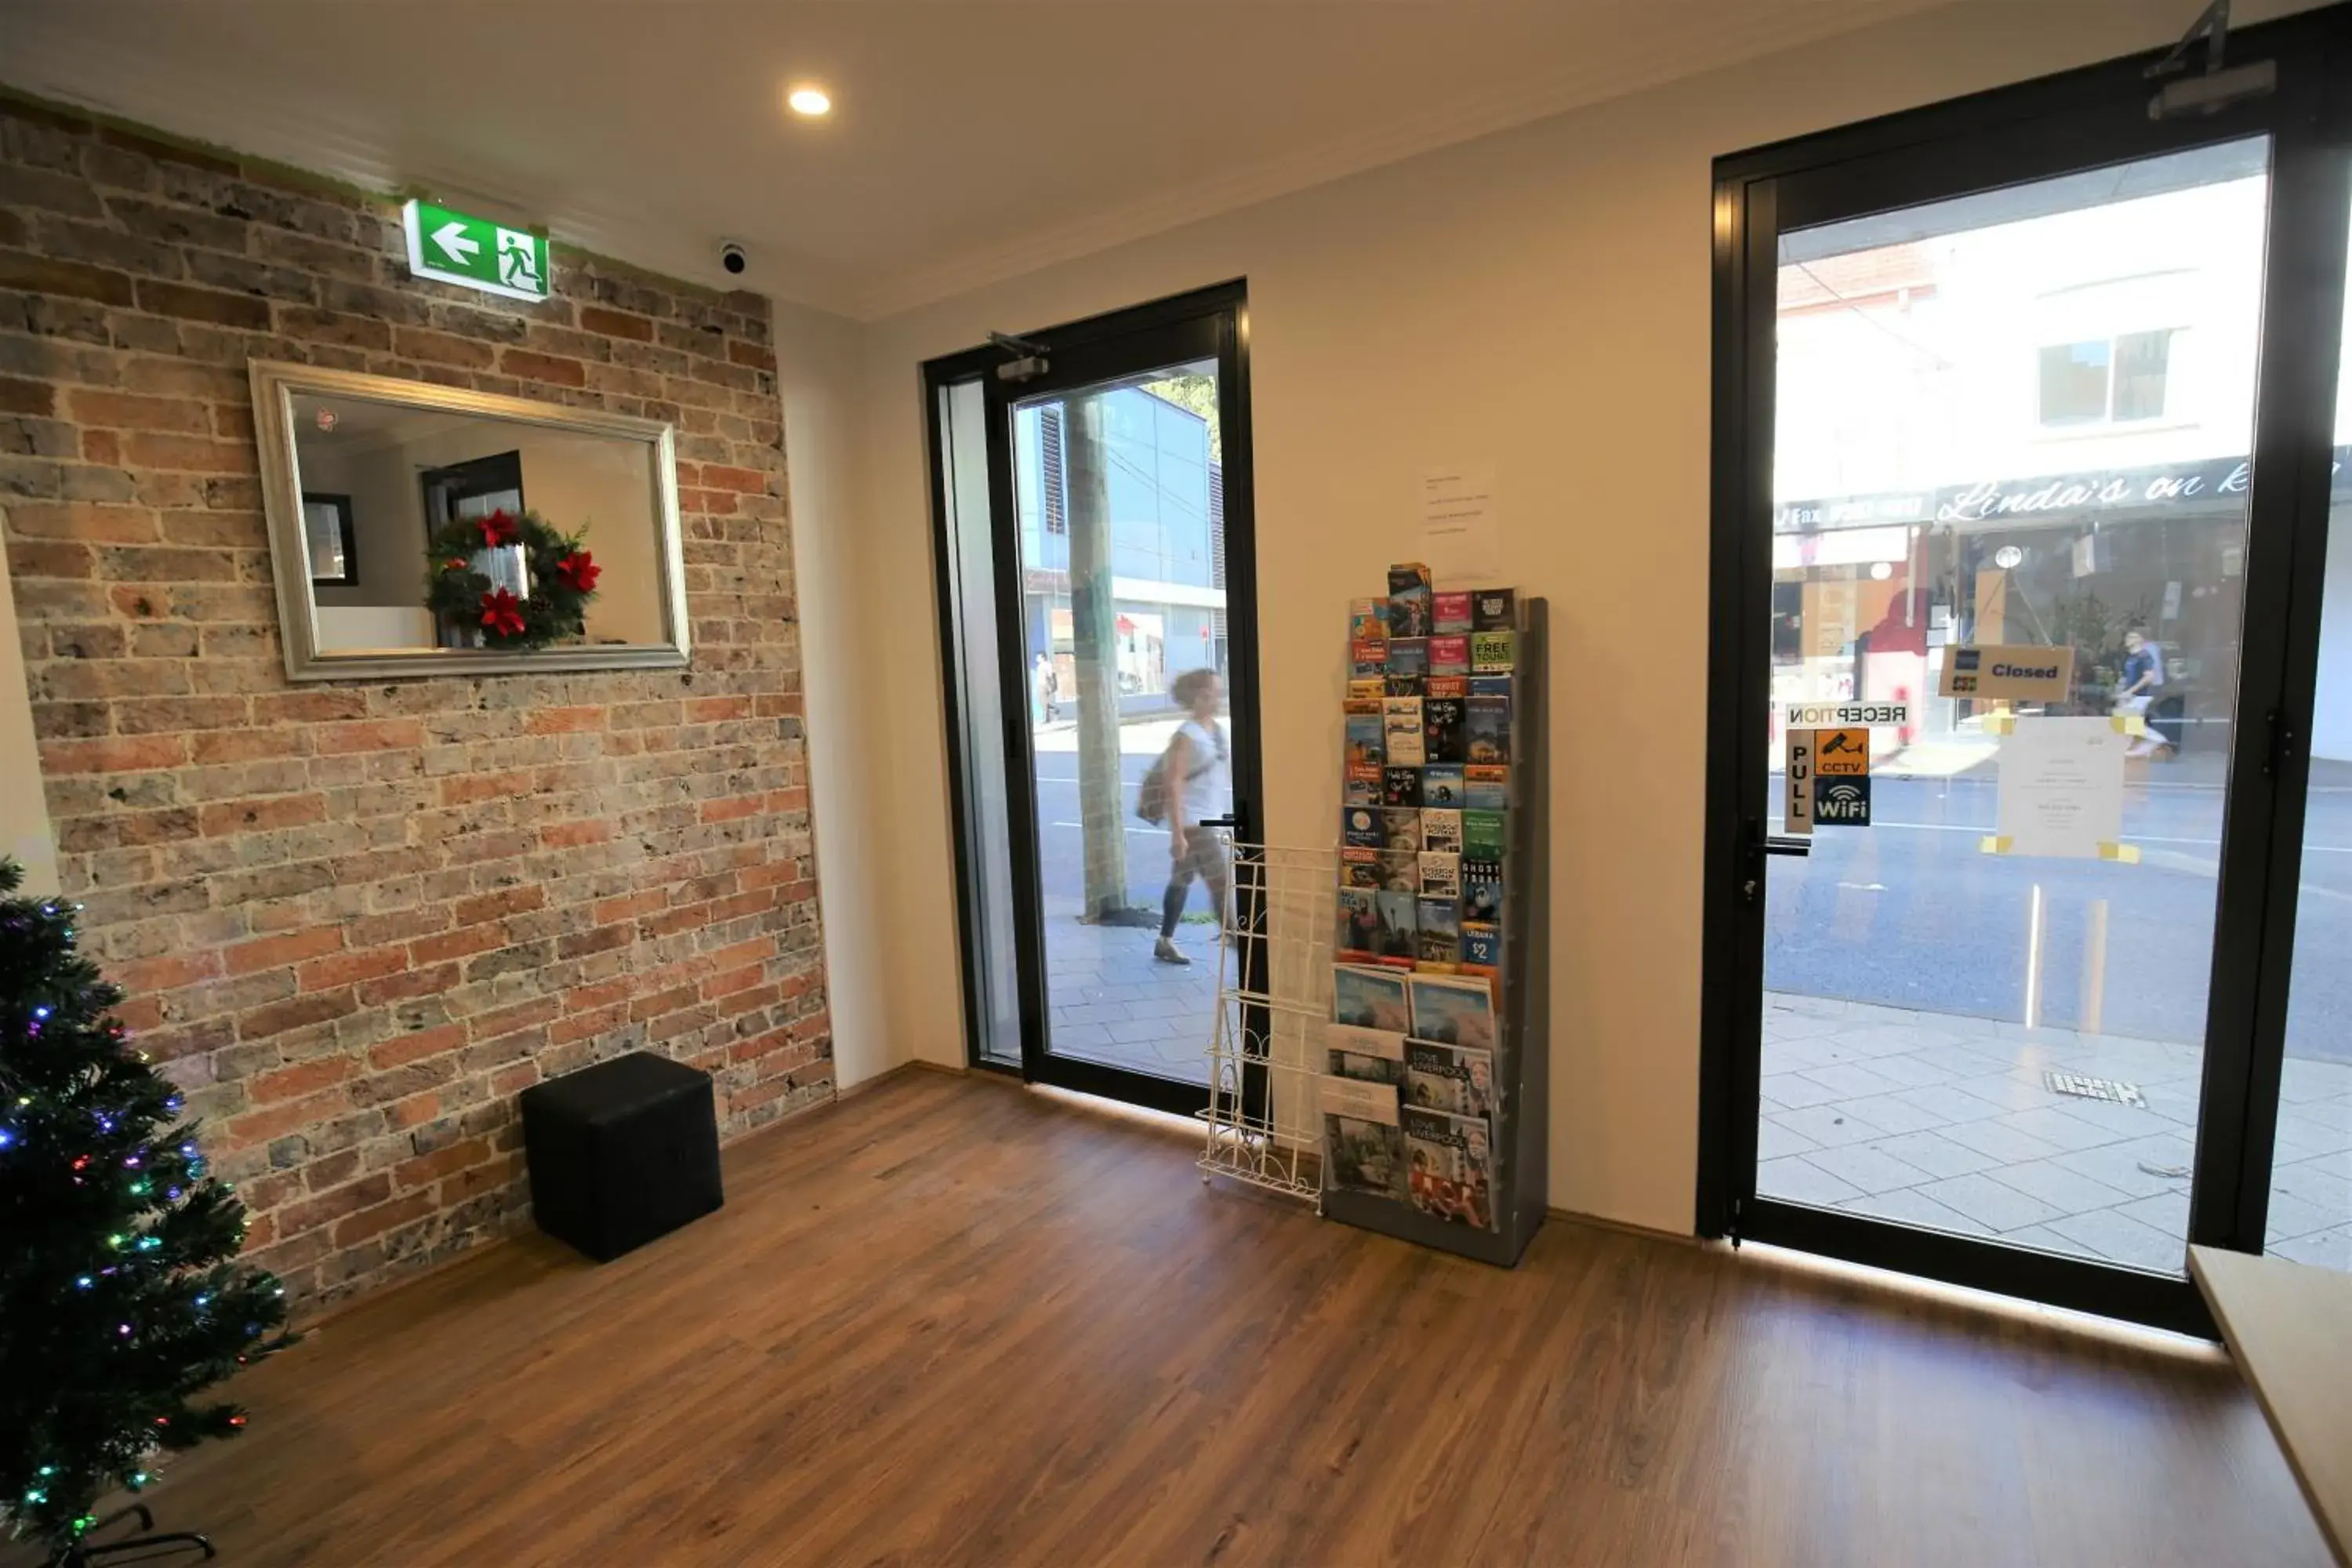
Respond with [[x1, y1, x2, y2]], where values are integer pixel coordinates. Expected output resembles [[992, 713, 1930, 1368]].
[[0, 1, 1951, 320]]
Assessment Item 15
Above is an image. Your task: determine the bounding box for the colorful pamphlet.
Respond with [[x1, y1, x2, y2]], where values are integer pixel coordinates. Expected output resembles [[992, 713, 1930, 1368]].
[[1376, 849, 1419, 892], [1402, 1105, 1493, 1229], [1462, 859, 1504, 924], [1406, 1039, 1495, 1120], [1408, 971, 1497, 1049], [1471, 587, 1516, 631], [1340, 846, 1381, 889], [1382, 766, 1422, 807], [1325, 1076, 1406, 1200], [1471, 629, 1514, 673], [1382, 696, 1425, 766], [1342, 805, 1384, 849], [1463, 809, 1505, 862], [1388, 562, 1434, 639], [1334, 963, 1411, 1030], [1421, 763, 1465, 807], [1416, 897, 1461, 966], [1327, 1022, 1406, 1083], [1351, 638, 1388, 681], [1344, 762, 1382, 806], [1349, 597, 1390, 643], [1428, 634, 1470, 676], [1460, 921, 1501, 975], [1381, 810, 1421, 853], [1336, 887, 1377, 960], [1423, 692, 1465, 763], [1433, 590, 1474, 636], [1348, 677, 1388, 702], [1421, 807, 1463, 855], [1343, 700, 1384, 768], [1465, 764, 1508, 811], [1386, 637, 1428, 681], [1374, 890, 1419, 967], [1418, 851, 1461, 899], [1466, 695, 1510, 764]]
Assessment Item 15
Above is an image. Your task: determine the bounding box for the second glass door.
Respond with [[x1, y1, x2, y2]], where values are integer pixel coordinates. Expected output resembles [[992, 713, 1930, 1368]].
[[1758, 140, 2271, 1274], [981, 287, 1260, 1116]]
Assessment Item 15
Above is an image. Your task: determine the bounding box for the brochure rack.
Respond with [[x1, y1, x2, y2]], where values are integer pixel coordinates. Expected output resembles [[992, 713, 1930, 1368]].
[[1323, 594, 1548, 1267]]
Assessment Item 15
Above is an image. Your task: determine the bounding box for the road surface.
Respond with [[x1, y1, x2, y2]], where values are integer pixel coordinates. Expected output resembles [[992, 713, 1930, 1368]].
[[1022, 737, 2352, 1063]]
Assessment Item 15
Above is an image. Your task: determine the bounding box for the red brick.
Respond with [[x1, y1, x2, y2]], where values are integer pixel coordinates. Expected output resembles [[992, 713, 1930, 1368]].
[[437, 770, 532, 807], [198, 793, 328, 837], [699, 794, 763, 825], [335, 1189, 437, 1247], [226, 1087, 354, 1148], [0, 249, 134, 304], [67, 390, 212, 434], [121, 433, 252, 473], [249, 1055, 358, 1104], [543, 820, 612, 848], [134, 278, 272, 329], [702, 464, 768, 495], [408, 924, 503, 967], [7, 502, 161, 543], [313, 719, 425, 754], [498, 347, 586, 387], [728, 339, 778, 371], [279, 1174, 391, 1240], [0, 376, 55, 416], [224, 926, 343, 976], [40, 734, 187, 774], [580, 305, 654, 342], [367, 1023, 467, 1072], [524, 706, 605, 735], [236, 989, 356, 1040], [111, 951, 223, 995], [296, 945, 410, 993], [452, 885, 543, 927], [393, 1136, 488, 1192]]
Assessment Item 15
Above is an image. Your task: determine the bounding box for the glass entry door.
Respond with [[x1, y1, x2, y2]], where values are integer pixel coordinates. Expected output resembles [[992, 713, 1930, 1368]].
[[1703, 11, 2352, 1330], [926, 285, 1259, 1118]]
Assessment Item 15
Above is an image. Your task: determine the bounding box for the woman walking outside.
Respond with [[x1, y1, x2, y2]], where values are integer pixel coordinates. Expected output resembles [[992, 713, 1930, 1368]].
[[1155, 668, 1231, 966]]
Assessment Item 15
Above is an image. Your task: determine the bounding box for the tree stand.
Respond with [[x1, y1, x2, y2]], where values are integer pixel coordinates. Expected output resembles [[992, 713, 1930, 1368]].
[[54, 1504, 216, 1566]]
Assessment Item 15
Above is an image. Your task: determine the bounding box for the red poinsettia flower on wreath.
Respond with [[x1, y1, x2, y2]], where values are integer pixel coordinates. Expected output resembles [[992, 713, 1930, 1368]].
[[477, 509, 518, 549], [554, 550, 601, 593], [443, 557, 470, 573], [479, 586, 527, 638]]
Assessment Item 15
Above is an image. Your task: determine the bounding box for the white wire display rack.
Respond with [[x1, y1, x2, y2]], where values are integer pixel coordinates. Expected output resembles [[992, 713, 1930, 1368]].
[[1196, 837, 1337, 1208]]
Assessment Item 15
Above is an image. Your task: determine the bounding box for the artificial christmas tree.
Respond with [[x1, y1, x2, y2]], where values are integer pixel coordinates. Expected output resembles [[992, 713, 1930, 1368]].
[[0, 858, 293, 1564]]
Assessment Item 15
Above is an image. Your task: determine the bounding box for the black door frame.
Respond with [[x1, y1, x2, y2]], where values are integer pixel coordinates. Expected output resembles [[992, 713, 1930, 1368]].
[[1699, 6, 2352, 1334], [923, 281, 1262, 1120]]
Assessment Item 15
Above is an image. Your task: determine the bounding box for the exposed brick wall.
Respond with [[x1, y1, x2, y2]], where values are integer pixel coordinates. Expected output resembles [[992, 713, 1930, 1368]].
[[0, 100, 833, 1308]]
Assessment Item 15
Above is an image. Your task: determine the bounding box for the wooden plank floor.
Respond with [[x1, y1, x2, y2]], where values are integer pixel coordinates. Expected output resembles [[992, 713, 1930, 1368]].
[[122, 1069, 2323, 1566]]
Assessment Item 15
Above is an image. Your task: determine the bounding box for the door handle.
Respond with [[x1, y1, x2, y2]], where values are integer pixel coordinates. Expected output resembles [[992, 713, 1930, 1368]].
[[1766, 836, 1813, 856]]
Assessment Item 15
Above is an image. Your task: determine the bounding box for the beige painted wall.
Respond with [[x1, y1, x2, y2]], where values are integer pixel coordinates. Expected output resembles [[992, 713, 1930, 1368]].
[[804, 0, 2310, 1234], [0, 538, 58, 896], [774, 297, 895, 1089]]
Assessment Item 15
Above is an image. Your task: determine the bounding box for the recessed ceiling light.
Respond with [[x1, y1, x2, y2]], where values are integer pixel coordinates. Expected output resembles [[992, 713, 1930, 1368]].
[[787, 85, 832, 118]]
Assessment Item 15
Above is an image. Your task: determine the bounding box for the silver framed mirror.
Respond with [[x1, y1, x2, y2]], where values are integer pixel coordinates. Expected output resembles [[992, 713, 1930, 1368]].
[[249, 360, 691, 681]]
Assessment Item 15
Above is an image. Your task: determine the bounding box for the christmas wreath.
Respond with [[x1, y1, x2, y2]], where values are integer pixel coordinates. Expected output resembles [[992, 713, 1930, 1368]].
[[423, 508, 601, 650]]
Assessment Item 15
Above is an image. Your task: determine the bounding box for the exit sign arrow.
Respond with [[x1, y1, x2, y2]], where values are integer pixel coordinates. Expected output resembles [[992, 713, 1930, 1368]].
[[401, 198, 550, 303], [430, 220, 481, 267]]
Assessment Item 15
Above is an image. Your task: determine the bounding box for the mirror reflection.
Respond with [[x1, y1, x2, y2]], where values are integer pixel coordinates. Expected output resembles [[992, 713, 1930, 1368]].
[[288, 392, 670, 654]]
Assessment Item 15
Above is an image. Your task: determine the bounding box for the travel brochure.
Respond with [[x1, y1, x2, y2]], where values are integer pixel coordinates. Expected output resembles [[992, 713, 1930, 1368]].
[[1325, 564, 1518, 1231]]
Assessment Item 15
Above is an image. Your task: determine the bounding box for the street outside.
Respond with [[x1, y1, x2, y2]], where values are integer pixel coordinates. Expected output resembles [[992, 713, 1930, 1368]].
[[1033, 717, 1219, 1085], [1765, 764, 2352, 1061]]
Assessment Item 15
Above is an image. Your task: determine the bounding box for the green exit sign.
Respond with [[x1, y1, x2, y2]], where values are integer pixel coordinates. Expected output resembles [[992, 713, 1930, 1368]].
[[401, 198, 551, 303]]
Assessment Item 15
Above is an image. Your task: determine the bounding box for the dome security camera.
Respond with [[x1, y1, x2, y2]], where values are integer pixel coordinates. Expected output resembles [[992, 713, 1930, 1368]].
[[719, 242, 748, 276]]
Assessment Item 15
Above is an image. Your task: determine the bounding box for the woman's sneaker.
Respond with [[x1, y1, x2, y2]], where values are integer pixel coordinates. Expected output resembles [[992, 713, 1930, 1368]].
[[1153, 936, 1191, 966]]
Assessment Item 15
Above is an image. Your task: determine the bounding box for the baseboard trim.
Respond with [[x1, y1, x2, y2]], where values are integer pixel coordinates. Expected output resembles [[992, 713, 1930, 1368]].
[[1544, 1205, 1702, 1247]]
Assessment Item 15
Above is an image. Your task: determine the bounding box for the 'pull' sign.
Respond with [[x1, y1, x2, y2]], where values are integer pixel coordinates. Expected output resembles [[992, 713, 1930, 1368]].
[[1785, 728, 1816, 837]]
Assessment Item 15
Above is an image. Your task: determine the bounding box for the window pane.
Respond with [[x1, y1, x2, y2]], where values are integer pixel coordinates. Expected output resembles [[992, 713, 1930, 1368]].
[[2039, 339, 2112, 424], [2112, 328, 2174, 421], [1765, 138, 2270, 1275]]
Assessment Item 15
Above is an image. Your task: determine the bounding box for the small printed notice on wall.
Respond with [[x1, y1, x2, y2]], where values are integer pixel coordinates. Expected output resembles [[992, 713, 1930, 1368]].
[[1420, 463, 1501, 579], [1993, 717, 2129, 859]]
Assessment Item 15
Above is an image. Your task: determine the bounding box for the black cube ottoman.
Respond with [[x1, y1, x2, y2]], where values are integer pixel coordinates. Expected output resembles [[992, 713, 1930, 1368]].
[[519, 1051, 723, 1261]]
